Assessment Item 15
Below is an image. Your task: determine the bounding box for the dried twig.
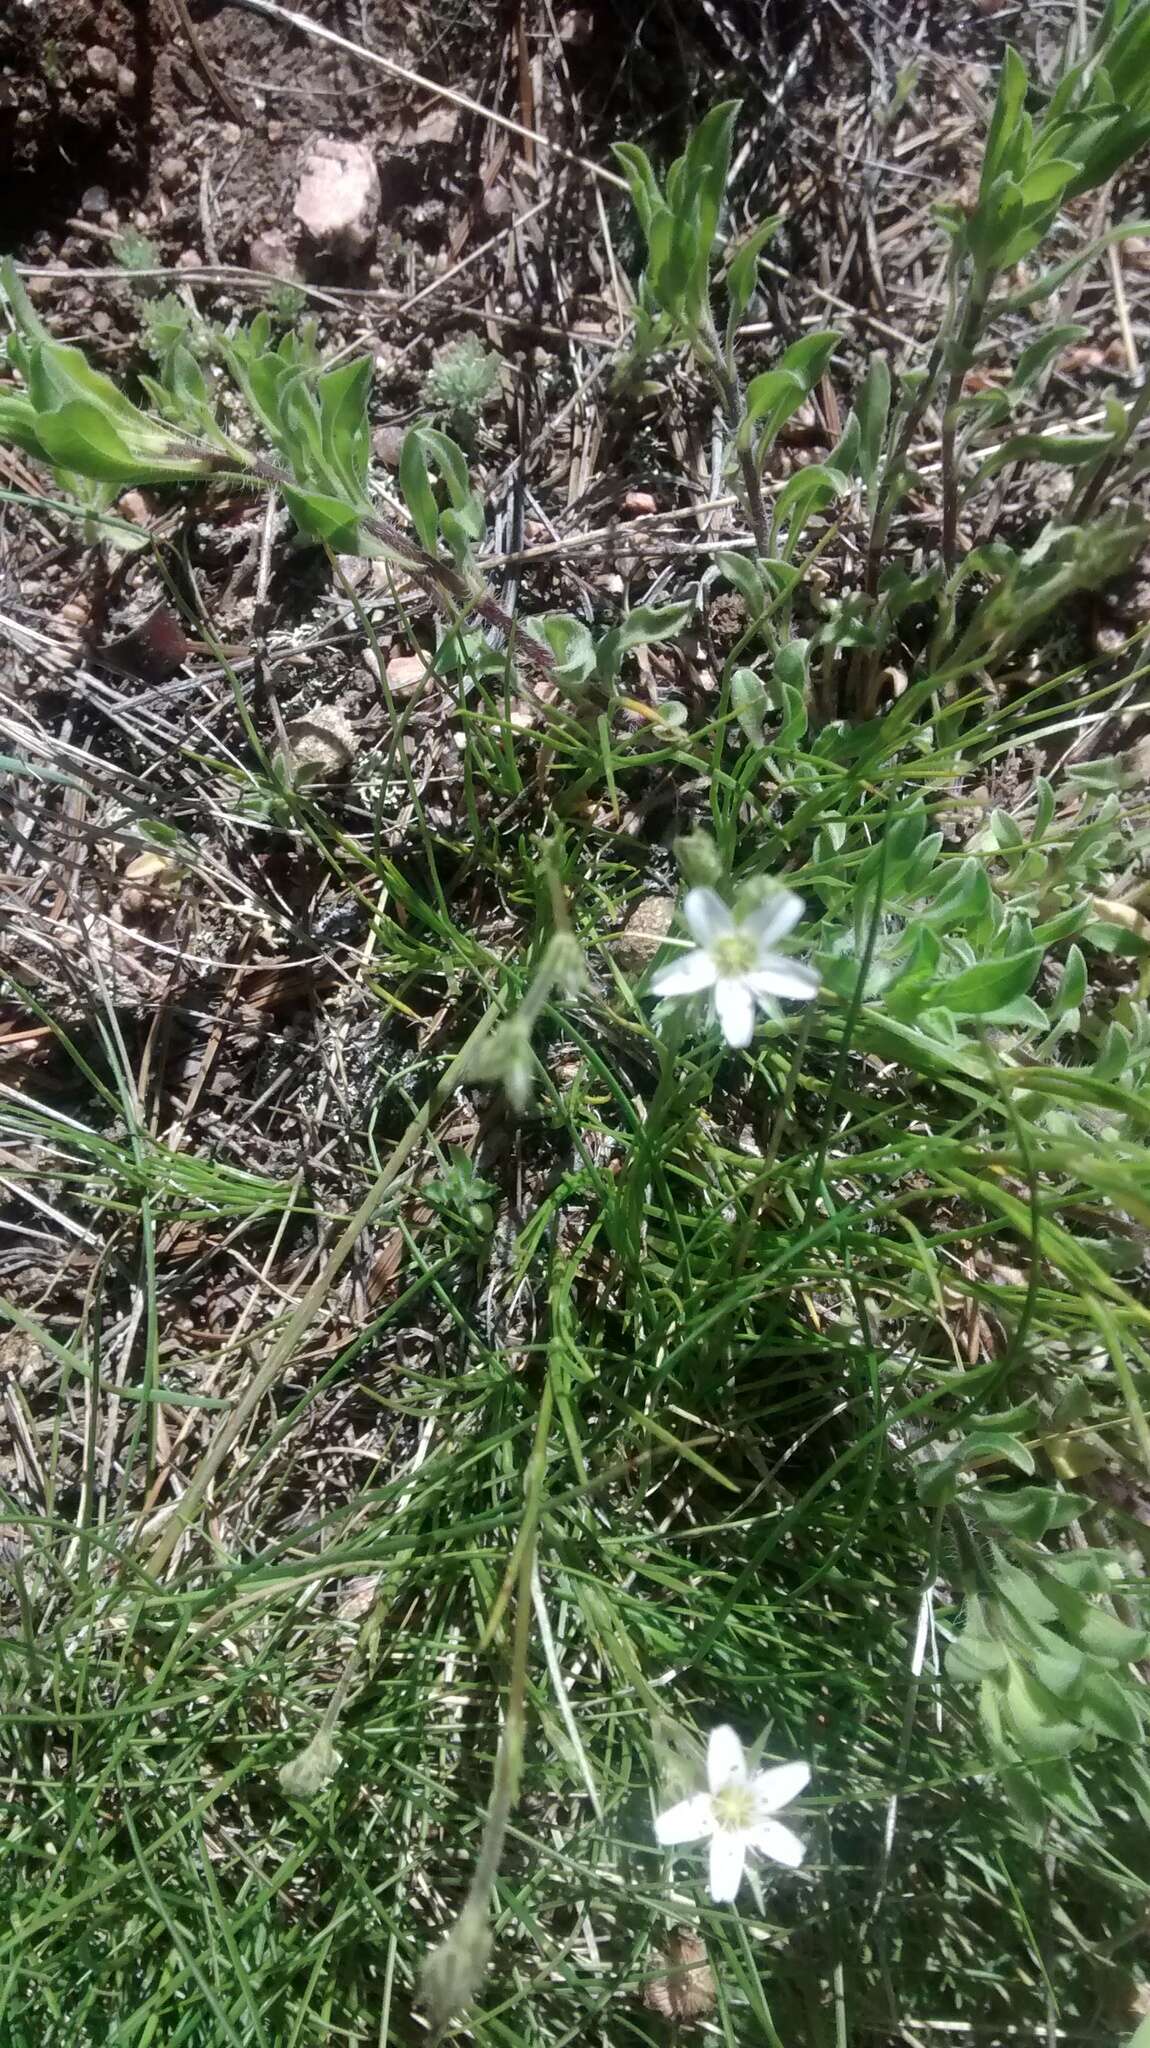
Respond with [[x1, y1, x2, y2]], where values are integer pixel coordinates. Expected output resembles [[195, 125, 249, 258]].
[[166, 0, 246, 124]]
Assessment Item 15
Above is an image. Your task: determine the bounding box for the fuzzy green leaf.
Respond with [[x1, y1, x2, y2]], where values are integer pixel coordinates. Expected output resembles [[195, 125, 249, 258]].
[[980, 45, 1030, 199], [1079, 1670, 1143, 1743], [611, 141, 661, 237], [726, 214, 783, 329], [597, 602, 692, 683], [935, 949, 1041, 1015], [399, 428, 440, 555], [946, 1630, 1009, 1681], [1003, 1664, 1082, 1760], [280, 486, 364, 553], [856, 352, 890, 487], [714, 550, 770, 616], [730, 666, 768, 747], [525, 613, 596, 693], [973, 430, 1114, 485], [772, 463, 846, 543], [920, 859, 993, 930]]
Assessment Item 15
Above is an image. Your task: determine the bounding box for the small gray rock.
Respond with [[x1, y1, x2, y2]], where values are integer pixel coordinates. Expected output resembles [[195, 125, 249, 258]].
[[293, 135, 380, 262]]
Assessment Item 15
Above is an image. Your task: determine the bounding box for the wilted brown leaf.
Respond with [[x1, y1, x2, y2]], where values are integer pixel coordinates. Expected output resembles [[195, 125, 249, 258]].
[[643, 1930, 716, 2023]]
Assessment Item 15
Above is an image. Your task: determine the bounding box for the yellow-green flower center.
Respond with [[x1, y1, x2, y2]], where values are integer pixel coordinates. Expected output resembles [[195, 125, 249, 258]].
[[712, 1783, 755, 1832], [712, 932, 757, 978]]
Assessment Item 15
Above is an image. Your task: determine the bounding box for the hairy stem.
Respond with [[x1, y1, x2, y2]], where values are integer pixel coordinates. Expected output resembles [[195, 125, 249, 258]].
[[693, 313, 772, 558], [709, 359, 772, 558], [940, 286, 988, 569]]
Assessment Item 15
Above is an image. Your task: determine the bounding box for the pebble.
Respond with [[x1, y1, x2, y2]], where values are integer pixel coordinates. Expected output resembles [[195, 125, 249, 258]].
[[117, 491, 154, 526], [480, 183, 513, 225], [614, 895, 676, 974], [117, 66, 136, 97], [293, 135, 380, 262], [248, 230, 299, 280], [86, 45, 117, 84], [371, 424, 405, 468], [362, 648, 428, 694]]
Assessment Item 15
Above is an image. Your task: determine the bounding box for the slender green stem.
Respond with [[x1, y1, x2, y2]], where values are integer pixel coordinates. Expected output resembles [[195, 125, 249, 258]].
[[714, 368, 773, 560], [940, 285, 989, 569], [695, 315, 773, 558]]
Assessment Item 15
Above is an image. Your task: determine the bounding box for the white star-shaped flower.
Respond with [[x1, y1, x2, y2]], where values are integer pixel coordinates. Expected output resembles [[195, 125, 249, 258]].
[[654, 1726, 810, 1903], [649, 886, 819, 1047]]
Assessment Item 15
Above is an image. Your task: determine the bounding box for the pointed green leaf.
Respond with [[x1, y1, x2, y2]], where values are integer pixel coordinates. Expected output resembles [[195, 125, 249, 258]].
[[856, 352, 890, 486], [714, 550, 769, 616], [946, 1630, 1009, 1681], [772, 639, 810, 698], [1018, 157, 1079, 205], [935, 949, 1041, 1015], [399, 427, 440, 555], [973, 430, 1114, 484], [976, 1487, 1056, 1539], [981, 46, 1030, 198], [995, 1562, 1059, 1624], [920, 858, 993, 930], [1011, 324, 1089, 390], [1032, 1646, 1086, 1697], [1004, 1664, 1082, 1760], [280, 486, 363, 553], [685, 100, 740, 314], [317, 355, 372, 500], [1079, 1670, 1143, 1742], [603, 601, 692, 660], [726, 213, 784, 327], [772, 463, 846, 542], [611, 141, 662, 237]]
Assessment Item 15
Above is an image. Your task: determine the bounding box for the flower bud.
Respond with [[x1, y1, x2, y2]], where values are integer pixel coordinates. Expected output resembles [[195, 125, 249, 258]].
[[673, 829, 723, 889], [419, 1898, 494, 2031], [278, 1729, 340, 1799], [473, 1017, 536, 1113]]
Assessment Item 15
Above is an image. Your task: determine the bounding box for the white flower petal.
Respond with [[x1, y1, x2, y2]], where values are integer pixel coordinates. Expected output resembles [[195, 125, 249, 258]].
[[744, 889, 805, 949], [752, 1761, 810, 1815], [650, 948, 718, 997], [683, 887, 733, 947], [707, 1725, 747, 1792], [747, 960, 821, 1003], [713, 976, 755, 1047], [655, 1793, 715, 1846], [749, 1818, 806, 1868], [708, 1828, 747, 1902]]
